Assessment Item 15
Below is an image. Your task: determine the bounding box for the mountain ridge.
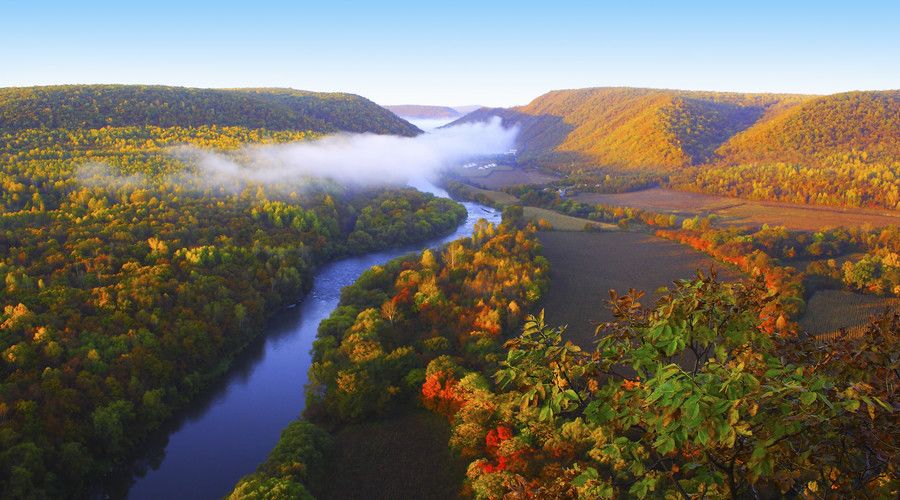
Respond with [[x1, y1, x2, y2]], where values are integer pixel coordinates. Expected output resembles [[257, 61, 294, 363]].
[[450, 87, 898, 172], [0, 84, 421, 136]]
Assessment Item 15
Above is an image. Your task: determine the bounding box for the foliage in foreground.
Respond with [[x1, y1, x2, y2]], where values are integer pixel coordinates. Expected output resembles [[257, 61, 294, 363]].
[[428, 276, 898, 498]]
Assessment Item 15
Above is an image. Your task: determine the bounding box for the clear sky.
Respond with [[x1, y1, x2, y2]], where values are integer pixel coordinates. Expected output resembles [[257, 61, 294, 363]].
[[2, 0, 898, 107]]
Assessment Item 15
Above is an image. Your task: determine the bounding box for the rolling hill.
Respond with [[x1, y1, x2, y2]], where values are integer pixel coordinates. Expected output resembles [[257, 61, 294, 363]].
[[0, 85, 421, 136], [451, 87, 899, 172]]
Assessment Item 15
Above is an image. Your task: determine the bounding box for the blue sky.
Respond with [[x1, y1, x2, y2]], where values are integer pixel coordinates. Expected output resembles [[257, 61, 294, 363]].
[[2, 0, 898, 106]]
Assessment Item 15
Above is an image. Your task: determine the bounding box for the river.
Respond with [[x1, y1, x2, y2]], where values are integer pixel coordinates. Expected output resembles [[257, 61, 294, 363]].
[[111, 181, 499, 499]]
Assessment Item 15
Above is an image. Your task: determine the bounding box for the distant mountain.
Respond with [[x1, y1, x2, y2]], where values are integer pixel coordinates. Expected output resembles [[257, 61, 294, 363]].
[[384, 105, 461, 120], [0, 85, 421, 136], [453, 105, 484, 115], [450, 87, 822, 170]]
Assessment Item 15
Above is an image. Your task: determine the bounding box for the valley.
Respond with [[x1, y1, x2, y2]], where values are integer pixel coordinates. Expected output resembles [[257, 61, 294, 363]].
[[4, 3, 899, 498], [0, 84, 896, 499]]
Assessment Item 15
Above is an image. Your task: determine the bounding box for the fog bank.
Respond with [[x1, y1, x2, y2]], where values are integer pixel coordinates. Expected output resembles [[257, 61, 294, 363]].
[[182, 117, 516, 187]]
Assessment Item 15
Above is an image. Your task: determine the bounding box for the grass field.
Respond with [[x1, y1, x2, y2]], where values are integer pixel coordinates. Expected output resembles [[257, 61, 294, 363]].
[[800, 290, 899, 337], [524, 206, 618, 231], [571, 188, 900, 231], [320, 410, 465, 500], [538, 231, 741, 347]]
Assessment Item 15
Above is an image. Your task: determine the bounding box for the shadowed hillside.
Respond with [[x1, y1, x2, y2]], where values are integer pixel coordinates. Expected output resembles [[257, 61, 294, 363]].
[[0, 85, 421, 136]]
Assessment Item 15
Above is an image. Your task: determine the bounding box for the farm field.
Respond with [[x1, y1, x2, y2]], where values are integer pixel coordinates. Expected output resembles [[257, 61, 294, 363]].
[[800, 290, 899, 337], [571, 188, 900, 230], [538, 231, 740, 347], [524, 206, 618, 231]]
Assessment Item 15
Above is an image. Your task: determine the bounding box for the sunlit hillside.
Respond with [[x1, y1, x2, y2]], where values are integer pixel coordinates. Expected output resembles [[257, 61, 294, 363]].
[[453, 87, 811, 170]]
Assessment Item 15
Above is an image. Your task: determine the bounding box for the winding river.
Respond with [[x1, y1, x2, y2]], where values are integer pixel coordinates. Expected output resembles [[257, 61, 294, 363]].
[[111, 181, 499, 499]]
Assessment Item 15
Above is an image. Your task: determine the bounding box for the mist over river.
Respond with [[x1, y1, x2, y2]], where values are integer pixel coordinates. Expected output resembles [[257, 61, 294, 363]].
[[106, 182, 499, 499]]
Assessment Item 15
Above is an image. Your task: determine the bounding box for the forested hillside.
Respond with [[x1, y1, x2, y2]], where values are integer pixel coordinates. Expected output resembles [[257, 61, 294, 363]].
[[452, 88, 809, 170], [669, 91, 900, 208], [0, 85, 420, 136], [454, 87, 900, 210], [716, 90, 900, 165], [0, 93, 459, 496]]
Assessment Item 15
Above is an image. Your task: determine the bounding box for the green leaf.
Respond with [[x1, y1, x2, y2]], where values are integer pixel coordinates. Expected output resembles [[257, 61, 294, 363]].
[[799, 392, 816, 406], [539, 404, 553, 421], [572, 467, 599, 487], [585, 401, 616, 424], [654, 435, 676, 454], [697, 426, 710, 446], [684, 394, 701, 425], [562, 389, 580, 401]]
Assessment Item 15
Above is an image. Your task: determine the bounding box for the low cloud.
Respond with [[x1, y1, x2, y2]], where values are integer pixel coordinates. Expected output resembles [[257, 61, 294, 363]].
[[177, 116, 517, 187]]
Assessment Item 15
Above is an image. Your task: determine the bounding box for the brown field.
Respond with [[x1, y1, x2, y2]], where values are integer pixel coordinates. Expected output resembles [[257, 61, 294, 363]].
[[320, 410, 465, 500], [800, 290, 899, 337], [571, 188, 900, 231], [538, 231, 741, 347], [453, 166, 559, 188], [524, 206, 618, 231]]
